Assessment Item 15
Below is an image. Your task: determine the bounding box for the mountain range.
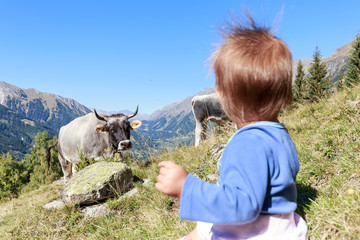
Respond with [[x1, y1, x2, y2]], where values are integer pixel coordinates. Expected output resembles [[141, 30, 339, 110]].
[[0, 37, 356, 159], [0, 81, 91, 131]]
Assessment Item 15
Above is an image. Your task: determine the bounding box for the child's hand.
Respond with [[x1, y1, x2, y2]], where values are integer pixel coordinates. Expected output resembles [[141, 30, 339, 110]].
[[155, 161, 188, 198]]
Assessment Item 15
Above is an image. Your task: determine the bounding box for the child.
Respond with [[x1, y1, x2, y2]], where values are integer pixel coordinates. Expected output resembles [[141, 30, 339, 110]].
[[155, 14, 307, 240]]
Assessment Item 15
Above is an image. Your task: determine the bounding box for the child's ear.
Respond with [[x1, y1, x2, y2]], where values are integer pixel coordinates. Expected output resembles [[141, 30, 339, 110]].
[[130, 120, 142, 129], [95, 124, 109, 133]]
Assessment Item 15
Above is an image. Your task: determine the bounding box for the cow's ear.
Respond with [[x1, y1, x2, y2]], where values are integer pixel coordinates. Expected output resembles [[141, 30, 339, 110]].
[[130, 120, 142, 129], [95, 124, 108, 133]]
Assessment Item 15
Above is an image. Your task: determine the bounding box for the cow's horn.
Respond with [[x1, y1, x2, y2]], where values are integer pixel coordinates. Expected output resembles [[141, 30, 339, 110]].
[[94, 109, 107, 122], [127, 106, 139, 119]]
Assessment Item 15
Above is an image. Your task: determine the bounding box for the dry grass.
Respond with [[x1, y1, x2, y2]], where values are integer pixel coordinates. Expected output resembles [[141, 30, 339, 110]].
[[0, 181, 62, 238]]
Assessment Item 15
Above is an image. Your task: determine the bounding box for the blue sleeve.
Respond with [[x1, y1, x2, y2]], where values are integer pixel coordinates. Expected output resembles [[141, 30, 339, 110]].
[[179, 133, 270, 224]]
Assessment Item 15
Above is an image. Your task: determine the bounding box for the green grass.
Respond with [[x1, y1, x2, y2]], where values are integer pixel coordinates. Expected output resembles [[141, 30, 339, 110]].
[[1, 86, 360, 239], [283, 86, 360, 239]]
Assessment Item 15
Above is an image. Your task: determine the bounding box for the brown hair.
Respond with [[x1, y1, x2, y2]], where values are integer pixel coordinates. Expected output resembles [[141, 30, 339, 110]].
[[211, 15, 293, 126]]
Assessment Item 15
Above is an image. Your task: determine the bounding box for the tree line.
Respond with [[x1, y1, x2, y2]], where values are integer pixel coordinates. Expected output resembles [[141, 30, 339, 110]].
[[293, 34, 360, 103], [0, 131, 62, 201]]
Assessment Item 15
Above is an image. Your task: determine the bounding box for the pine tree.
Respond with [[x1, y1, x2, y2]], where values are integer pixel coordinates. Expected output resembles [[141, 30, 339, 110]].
[[22, 131, 62, 191], [306, 46, 331, 102], [293, 60, 306, 103], [343, 34, 360, 87]]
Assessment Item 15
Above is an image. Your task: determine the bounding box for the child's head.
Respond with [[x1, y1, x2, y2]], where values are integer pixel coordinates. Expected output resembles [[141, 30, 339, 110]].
[[211, 15, 292, 126]]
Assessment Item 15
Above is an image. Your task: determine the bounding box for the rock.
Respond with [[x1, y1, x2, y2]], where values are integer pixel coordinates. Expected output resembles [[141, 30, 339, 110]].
[[60, 162, 133, 205], [120, 188, 139, 199], [346, 100, 360, 109], [142, 179, 153, 188], [80, 204, 115, 218], [43, 199, 65, 209]]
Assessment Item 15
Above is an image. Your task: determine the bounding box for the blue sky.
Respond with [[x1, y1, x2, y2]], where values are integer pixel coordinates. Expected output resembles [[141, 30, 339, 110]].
[[0, 1, 359, 114]]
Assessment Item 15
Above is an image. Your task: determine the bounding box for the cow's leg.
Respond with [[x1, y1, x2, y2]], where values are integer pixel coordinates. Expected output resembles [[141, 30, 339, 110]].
[[58, 145, 72, 182], [114, 152, 123, 161], [195, 120, 207, 147], [71, 162, 76, 177], [194, 120, 202, 147], [201, 121, 208, 141], [58, 154, 72, 182]]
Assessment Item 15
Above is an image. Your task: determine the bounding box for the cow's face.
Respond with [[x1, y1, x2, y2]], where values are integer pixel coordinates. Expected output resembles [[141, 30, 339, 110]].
[[94, 108, 142, 152]]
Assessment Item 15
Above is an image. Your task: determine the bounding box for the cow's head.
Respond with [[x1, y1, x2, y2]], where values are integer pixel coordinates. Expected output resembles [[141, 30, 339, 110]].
[[94, 106, 142, 151]]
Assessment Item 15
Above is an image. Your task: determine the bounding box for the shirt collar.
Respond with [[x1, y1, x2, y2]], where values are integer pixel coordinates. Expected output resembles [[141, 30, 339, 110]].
[[241, 121, 285, 130]]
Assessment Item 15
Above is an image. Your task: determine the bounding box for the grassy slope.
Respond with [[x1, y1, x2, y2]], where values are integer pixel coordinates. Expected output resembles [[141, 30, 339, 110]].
[[1, 86, 360, 239], [283, 86, 360, 239]]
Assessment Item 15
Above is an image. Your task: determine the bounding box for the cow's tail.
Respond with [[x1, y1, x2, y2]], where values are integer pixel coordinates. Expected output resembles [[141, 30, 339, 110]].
[[46, 140, 58, 176]]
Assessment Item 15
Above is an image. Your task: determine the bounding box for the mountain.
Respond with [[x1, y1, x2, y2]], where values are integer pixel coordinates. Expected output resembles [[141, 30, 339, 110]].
[[0, 81, 92, 159], [0, 81, 91, 131], [0, 104, 57, 159], [148, 86, 215, 121]]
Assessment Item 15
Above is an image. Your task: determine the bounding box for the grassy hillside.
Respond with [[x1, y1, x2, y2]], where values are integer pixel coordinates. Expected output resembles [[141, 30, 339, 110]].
[[1, 86, 360, 239], [282, 86, 360, 239]]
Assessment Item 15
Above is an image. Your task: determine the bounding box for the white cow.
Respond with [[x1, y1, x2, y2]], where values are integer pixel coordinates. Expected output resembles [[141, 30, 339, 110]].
[[191, 93, 230, 146]]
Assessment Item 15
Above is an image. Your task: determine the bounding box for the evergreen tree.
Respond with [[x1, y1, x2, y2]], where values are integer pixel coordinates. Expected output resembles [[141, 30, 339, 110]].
[[293, 60, 306, 103], [343, 34, 360, 87], [306, 46, 331, 101], [22, 131, 62, 191], [0, 131, 62, 200]]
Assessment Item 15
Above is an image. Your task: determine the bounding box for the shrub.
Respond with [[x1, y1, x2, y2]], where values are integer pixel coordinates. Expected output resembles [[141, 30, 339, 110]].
[[0, 153, 28, 200]]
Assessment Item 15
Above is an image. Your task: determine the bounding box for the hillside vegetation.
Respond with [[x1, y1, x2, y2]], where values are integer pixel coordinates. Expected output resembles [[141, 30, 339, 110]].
[[0, 85, 360, 239]]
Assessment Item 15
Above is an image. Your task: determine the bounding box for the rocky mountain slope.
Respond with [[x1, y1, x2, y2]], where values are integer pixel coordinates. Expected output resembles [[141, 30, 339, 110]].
[[0, 104, 56, 159], [0, 81, 92, 159], [0, 81, 91, 131]]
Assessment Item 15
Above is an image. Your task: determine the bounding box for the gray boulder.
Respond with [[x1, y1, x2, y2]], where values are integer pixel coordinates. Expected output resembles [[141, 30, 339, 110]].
[[80, 204, 115, 218], [43, 199, 65, 209], [60, 162, 133, 205]]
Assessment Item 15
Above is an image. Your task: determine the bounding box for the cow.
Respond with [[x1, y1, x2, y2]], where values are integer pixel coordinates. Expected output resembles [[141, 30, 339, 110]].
[[191, 93, 231, 146], [55, 106, 142, 181]]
